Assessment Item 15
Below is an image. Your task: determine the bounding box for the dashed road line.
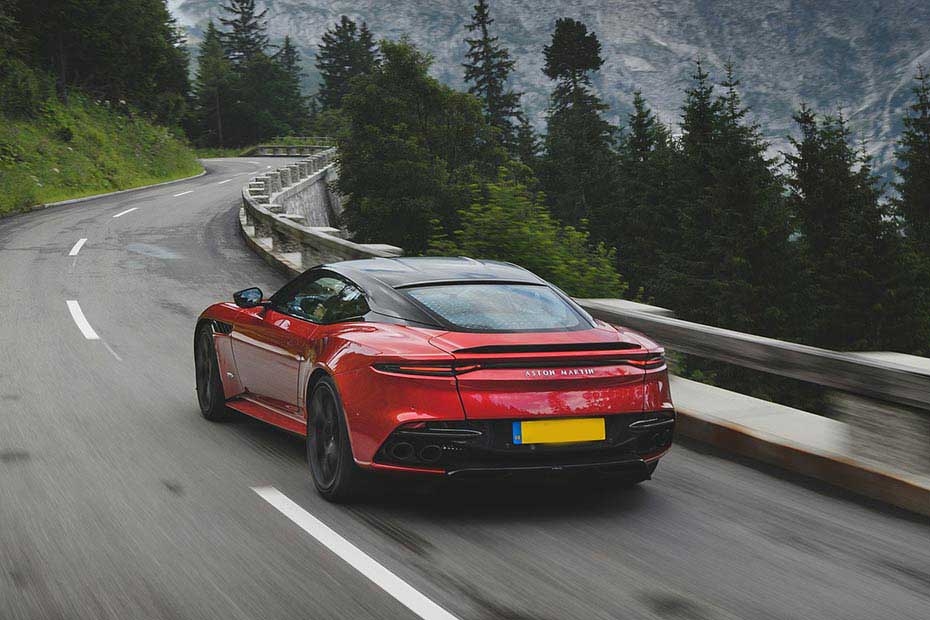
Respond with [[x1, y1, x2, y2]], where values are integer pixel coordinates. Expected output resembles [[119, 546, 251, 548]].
[[66, 301, 100, 340], [112, 207, 138, 218], [173, 190, 194, 197], [252, 486, 460, 620], [217, 179, 233, 185], [103, 342, 123, 362], [68, 238, 87, 256]]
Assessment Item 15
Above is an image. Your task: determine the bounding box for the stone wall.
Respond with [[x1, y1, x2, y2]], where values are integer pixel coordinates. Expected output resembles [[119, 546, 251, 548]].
[[239, 148, 402, 276]]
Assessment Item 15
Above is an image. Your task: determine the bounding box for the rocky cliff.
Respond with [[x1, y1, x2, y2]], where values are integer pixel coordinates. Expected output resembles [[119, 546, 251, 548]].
[[170, 0, 930, 176]]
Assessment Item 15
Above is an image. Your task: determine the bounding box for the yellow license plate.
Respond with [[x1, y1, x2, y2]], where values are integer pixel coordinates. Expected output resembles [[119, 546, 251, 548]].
[[512, 418, 606, 445]]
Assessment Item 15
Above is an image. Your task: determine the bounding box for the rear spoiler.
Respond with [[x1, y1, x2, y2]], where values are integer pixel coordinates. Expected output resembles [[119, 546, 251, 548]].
[[452, 342, 642, 354]]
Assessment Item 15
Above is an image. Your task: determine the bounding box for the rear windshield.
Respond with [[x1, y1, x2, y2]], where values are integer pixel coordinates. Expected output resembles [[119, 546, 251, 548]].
[[404, 283, 588, 332]]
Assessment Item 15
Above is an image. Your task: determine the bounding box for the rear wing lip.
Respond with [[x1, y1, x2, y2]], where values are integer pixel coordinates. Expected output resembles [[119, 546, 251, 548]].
[[451, 342, 642, 354]]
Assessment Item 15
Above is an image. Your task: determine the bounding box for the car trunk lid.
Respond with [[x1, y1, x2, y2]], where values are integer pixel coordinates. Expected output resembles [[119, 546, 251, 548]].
[[429, 330, 653, 420]]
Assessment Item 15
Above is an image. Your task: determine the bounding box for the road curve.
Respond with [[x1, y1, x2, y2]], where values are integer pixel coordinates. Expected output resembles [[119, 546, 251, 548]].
[[0, 158, 928, 620]]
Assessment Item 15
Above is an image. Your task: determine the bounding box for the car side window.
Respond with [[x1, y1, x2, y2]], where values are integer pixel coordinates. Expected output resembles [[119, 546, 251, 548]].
[[272, 273, 369, 324]]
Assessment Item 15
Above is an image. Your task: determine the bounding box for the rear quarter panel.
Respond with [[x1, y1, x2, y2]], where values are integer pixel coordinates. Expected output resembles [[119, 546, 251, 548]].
[[313, 324, 467, 464]]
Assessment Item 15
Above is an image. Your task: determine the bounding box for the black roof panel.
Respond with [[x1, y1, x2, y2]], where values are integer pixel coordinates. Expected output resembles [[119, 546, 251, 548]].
[[327, 257, 545, 289]]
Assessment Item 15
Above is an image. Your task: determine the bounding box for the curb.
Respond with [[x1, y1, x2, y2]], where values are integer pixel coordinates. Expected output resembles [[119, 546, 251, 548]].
[[2, 168, 207, 220], [675, 406, 930, 518]]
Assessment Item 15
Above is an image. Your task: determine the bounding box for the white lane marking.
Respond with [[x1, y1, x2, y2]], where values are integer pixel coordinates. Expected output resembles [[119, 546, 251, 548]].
[[248, 161, 261, 165], [103, 342, 123, 362], [217, 178, 233, 185], [66, 301, 100, 340], [266, 165, 271, 168], [112, 207, 137, 218], [173, 190, 194, 197], [252, 487, 460, 620], [68, 238, 87, 256]]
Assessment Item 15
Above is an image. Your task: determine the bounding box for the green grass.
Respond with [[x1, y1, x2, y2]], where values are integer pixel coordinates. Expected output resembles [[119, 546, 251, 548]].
[[0, 96, 202, 215]]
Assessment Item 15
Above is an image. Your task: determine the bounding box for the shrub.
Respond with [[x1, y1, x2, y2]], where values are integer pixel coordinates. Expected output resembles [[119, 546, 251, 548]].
[[0, 56, 46, 118], [430, 169, 627, 298]]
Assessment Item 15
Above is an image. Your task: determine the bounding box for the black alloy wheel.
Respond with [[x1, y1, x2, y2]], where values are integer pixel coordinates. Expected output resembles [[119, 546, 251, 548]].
[[306, 376, 364, 502], [195, 325, 228, 421]]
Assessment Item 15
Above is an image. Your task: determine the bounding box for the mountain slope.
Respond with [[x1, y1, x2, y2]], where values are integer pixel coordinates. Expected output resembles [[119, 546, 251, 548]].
[[169, 0, 930, 174]]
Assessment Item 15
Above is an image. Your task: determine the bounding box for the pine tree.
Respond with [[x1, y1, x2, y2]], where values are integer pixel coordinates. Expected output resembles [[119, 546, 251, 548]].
[[679, 59, 721, 177], [0, 2, 15, 53], [638, 62, 798, 339], [191, 21, 233, 146], [611, 91, 677, 300], [274, 35, 309, 131], [0, 1, 43, 117], [276, 36, 301, 76], [219, 0, 269, 65], [542, 17, 603, 102], [786, 107, 907, 350], [315, 16, 379, 111], [540, 18, 616, 227], [355, 23, 379, 75], [337, 40, 494, 253], [895, 66, 930, 251], [15, 0, 190, 123], [463, 0, 520, 148], [515, 113, 541, 169]]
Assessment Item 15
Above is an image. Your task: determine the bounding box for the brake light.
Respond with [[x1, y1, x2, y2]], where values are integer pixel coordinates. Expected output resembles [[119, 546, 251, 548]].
[[625, 353, 666, 370], [372, 363, 482, 377]]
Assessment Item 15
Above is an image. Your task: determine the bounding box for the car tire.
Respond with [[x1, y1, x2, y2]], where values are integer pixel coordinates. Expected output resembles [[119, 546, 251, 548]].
[[306, 376, 365, 503], [195, 325, 228, 422]]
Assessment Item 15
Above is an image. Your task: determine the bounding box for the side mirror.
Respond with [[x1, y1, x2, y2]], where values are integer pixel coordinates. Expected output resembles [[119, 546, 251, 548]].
[[233, 287, 264, 308]]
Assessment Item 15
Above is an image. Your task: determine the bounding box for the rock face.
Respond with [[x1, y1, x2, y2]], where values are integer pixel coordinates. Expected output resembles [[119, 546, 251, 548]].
[[170, 0, 930, 176]]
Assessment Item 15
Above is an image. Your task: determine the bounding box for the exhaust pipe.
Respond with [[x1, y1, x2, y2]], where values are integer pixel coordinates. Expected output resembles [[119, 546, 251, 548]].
[[419, 444, 442, 464], [390, 442, 415, 461]]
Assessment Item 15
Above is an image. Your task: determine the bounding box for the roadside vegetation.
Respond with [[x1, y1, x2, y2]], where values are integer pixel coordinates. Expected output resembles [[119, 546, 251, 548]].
[[0, 96, 200, 215], [0, 1, 199, 215]]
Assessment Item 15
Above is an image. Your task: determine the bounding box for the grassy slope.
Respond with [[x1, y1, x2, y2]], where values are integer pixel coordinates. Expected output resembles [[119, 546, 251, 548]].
[[0, 96, 202, 215]]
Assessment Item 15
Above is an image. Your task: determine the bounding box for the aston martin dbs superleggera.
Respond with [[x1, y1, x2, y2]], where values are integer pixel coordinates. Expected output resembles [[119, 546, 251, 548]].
[[195, 257, 675, 501]]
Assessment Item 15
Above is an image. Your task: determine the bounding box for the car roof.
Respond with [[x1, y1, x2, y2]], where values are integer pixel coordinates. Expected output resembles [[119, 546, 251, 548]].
[[314, 257, 553, 328], [326, 257, 546, 289]]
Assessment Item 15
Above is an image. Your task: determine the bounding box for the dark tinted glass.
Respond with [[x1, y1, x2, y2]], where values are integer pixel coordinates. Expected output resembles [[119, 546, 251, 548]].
[[405, 284, 586, 331], [273, 273, 369, 323]]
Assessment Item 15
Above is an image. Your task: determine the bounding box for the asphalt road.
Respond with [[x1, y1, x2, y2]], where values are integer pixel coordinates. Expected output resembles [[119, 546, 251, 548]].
[[1, 157, 929, 620]]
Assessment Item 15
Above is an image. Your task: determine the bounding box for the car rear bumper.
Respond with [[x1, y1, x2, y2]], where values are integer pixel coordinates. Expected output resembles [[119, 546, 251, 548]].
[[444, 457, 656, 478], [368, 411, 675, 476]]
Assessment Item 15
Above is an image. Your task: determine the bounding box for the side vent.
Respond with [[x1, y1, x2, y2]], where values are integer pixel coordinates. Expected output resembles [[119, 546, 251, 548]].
[[213, 320, 233, 335]]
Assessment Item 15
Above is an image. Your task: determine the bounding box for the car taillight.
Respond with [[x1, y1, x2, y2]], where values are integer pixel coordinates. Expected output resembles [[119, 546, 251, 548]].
[[625, 353, 666, 370], [372, 363, 482, 377]]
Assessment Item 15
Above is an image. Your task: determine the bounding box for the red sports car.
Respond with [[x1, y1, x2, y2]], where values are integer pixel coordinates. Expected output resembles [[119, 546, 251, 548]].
[[195, 257, 675, 501]]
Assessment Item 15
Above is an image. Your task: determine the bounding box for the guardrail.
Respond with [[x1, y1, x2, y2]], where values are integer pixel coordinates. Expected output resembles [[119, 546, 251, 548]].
[[577, 298, 930, 412], [268, 136, 337, 145], [241, 138, 336, 157], [239, 148, 402, 273]]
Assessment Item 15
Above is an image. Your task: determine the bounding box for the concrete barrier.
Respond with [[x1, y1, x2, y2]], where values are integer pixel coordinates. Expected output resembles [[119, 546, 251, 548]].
[[239, 148, 402, 275], [578, 298, 930, 412]]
